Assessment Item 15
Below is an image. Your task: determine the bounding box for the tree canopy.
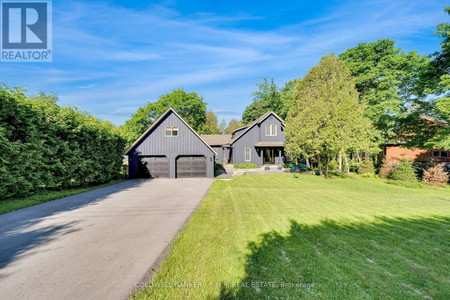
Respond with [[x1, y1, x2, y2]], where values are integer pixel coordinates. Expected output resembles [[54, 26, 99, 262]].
[[122, 88, 207, 146], [225, 119, 244, 134], [242, 78, 295, 124], [285, 55, 376, 177], [339, 39, 429, 140], [204, 110, 220, 134], [218, 119, 227, 134], [402, 7, 450, 150]]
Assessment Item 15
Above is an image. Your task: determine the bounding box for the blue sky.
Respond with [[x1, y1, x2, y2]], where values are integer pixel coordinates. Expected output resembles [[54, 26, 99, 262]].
[[0, 0, 448, 125]]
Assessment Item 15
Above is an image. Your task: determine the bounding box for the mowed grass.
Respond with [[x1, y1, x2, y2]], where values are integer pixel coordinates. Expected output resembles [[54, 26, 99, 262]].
[[133, 174, 450, 299], [0, 180, 123, 215]]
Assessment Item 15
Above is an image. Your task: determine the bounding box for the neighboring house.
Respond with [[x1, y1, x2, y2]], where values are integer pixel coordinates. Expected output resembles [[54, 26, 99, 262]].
[[384, 142, 450, 163], [125, 108, 217, 178], [202, 111, 286, 165], [384, 117, 449, 164]]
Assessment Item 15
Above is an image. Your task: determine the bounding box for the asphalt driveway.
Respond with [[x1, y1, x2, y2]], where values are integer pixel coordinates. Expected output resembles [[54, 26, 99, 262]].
[[0, 178, 213, 300]]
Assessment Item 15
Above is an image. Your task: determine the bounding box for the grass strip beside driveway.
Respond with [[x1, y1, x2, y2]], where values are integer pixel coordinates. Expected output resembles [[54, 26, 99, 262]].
[[0, 180, 123, 215]]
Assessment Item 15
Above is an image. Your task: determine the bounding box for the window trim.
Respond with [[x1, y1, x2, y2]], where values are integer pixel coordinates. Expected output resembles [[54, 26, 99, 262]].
[[432, 150, 449, 158], [245, 147, 251, 162], [265, 124, 277, 136], [165, 126, 179, 137]]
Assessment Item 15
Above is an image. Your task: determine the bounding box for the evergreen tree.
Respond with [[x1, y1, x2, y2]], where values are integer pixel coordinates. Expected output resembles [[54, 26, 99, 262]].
[[358, 156, 375, 175], [390, 159, 417, 182], [285, 55, 376, 177], [0, 86, 125, 200]]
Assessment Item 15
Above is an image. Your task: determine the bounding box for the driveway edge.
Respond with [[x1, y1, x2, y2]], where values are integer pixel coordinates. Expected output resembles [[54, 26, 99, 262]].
[[128, 180, 214, 299]]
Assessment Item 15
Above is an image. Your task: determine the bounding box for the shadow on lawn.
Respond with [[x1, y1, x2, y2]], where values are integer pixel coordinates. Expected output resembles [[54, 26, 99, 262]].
[[218, 216, 450, 300]]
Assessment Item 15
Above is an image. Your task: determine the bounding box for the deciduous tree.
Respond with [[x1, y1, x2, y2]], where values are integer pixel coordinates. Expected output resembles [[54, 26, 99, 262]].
[[218, 119, 227, 134], [339, 39, 429, 141], [204, 110, 219, 134], [403, 7, 449, 150], [122, 88, 207, 146], [225, 119, 244, 134]]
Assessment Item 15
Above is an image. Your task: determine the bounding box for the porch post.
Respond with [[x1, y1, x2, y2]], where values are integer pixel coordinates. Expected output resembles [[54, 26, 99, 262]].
[[222, 146, 226, 164]]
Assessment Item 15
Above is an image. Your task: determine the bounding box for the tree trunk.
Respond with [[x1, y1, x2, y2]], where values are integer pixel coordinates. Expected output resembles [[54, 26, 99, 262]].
[[317, 154, 322, 175], [325, 156, 330, 178], [344, 153, 350, 173], [306, 157, 310, 168], [338, 152, 342, 172], [356, 150, 361, 163]]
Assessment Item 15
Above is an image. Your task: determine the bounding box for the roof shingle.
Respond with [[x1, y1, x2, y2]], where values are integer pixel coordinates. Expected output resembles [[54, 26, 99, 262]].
[[200, 134, 232, 146]]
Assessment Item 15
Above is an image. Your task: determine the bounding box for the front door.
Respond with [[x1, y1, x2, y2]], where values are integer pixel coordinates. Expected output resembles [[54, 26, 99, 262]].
[[263, 148, 275, 164]]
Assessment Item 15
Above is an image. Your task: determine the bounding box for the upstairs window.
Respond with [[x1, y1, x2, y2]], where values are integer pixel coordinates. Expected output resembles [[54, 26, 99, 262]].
[[265, 124, 277, 136], [165, 126, 179, 137]]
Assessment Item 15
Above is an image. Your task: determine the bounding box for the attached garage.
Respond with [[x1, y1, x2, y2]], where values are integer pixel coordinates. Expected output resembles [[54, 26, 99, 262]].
[[138, 156, 169, 178], [176, 156, 206, 178], [125, 108, 217, 178]]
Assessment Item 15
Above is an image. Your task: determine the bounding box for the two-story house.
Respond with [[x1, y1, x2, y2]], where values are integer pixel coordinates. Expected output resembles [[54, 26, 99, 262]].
[[204, 111, 286, 165]]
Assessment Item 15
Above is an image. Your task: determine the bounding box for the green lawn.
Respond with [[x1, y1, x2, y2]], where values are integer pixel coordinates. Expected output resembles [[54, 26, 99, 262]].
[[0, 180, 123, 215], [133, 174, 450, 299]]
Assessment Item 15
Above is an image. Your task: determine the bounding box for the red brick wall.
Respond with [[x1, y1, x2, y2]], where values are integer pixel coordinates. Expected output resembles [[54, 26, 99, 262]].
[[385, 145, 450, 163]]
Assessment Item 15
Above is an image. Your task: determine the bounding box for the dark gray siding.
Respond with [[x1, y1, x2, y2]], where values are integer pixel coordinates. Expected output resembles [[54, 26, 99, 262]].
[[232, 115, 285, 165], [212, 146, 223, 163], [224, 147, 231, 163], [128, 112, 215, 178], [231, 126, 247, 139], [212, 146, 233, 164]]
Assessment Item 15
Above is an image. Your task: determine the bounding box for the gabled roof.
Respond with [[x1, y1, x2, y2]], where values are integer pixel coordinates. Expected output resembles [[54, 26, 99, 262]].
[[124, 108, 217, 155], [230, 111, 285, 145], [231, 125, 248, 134], [201, 134, 232, 146]]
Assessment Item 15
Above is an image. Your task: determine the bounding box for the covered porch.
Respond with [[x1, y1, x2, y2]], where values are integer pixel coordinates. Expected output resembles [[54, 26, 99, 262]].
[[255, 142, 285, 165]]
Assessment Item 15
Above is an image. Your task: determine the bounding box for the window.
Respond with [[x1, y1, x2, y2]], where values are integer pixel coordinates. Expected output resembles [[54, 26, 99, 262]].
[[265, 124, 277, 136], [245, 147, 251, 161], [165, 126, 179, 137], [433, 150, 448, 158]]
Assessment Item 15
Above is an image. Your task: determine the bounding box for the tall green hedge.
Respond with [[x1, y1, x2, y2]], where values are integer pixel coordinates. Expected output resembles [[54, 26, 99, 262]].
[[0, 86, 126, 200]]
